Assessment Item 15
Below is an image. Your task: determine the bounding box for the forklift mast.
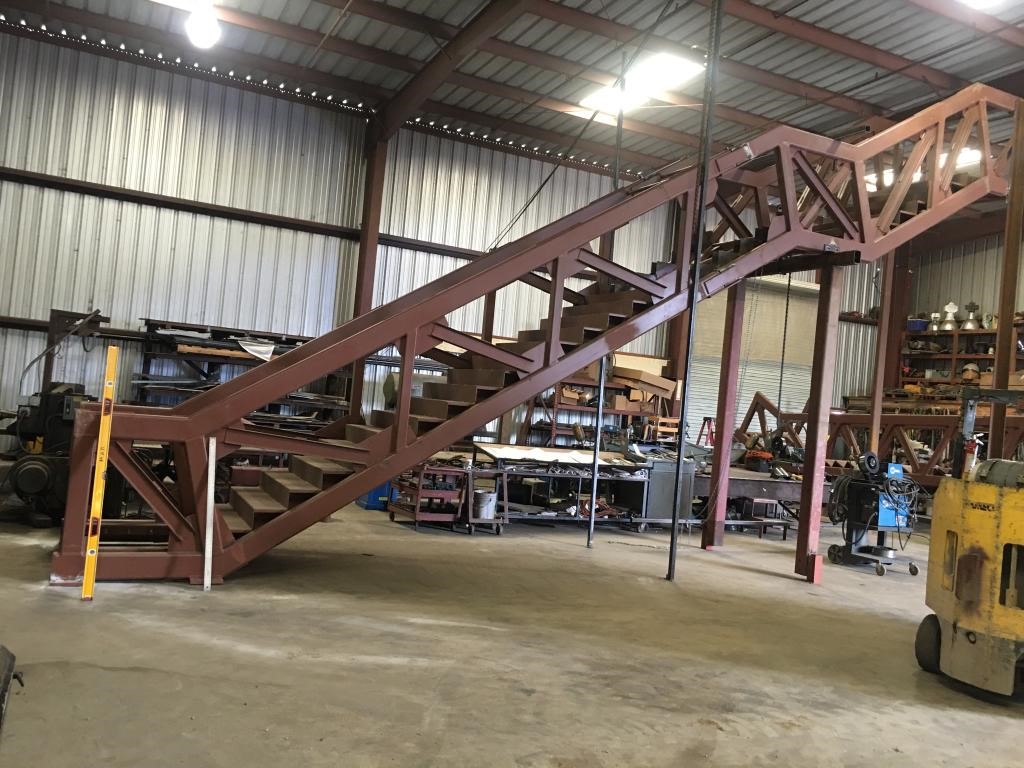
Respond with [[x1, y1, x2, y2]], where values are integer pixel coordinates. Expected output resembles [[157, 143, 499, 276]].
[[951, 387, 1024, 479]]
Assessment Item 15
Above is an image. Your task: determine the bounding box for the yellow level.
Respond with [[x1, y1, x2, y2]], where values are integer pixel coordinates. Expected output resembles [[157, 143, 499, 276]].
[[81, 345, 119, 601]]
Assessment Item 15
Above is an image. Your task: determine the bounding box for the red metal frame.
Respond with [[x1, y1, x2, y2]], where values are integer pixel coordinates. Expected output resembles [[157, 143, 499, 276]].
[[51, 85, 1019, 584], [702, 282, 745, 550]]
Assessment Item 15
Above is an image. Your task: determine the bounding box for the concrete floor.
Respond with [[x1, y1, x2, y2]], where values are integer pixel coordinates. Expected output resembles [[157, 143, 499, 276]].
[[0, 508, 1020, 767]]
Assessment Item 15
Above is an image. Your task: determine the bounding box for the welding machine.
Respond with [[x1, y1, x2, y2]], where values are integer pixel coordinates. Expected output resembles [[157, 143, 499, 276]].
[[826, 452, 921, 577]]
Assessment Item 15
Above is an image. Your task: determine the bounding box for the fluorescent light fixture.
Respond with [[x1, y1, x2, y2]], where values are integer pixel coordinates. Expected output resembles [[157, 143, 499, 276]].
[[579, 86, 650, 117], [185, 1, 221, 49], [574, 52, 704, 122], [627, 52, 706, 92], [955, 0, 1003, 9]]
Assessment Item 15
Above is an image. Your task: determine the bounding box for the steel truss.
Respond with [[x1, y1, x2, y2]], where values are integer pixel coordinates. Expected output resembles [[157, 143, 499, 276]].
[[51, 85, 1019, 584]]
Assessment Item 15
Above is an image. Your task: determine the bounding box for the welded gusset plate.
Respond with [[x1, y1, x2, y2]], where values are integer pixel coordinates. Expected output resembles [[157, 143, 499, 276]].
[[1, 645, 18, 736]]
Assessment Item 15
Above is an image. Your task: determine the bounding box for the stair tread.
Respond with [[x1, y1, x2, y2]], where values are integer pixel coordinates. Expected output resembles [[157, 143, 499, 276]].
[[232, 487, 286, 512], [217, 504, 252, 535], [425, 398, 474, 406], [322, 438, 365, 450], [264, 470, 319, 493], [296, 455, 351, 470]]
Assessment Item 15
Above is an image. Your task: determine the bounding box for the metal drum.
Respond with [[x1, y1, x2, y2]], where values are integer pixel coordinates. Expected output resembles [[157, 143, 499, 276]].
[[473, 490, 498, 520]]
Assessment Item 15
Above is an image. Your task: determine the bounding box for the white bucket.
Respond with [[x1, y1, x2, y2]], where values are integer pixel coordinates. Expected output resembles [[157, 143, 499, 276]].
[[474, 490, 498, 520]]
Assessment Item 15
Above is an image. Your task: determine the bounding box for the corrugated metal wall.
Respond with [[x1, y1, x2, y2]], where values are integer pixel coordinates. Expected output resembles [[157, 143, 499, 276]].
[[910, 234, 1006, 316], [834, 261, 881, 406], [0, 35, 364, 442]]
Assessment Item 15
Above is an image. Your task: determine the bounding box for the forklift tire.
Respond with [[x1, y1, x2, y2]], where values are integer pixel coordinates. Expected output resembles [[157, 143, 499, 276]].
[[915, 614, 942, 674]]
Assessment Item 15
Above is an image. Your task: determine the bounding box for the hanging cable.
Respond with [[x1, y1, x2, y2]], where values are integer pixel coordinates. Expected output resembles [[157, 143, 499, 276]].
[[776, 273, 792, 411]]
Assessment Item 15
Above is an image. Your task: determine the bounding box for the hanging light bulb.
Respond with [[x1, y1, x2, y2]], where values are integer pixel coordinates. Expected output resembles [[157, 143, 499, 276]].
[[185, 1, 221, 50]]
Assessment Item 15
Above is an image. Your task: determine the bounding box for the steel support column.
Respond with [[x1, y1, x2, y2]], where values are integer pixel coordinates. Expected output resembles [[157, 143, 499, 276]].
[[869, 254, 895, 453], [347, 139, 388, 422], [883, 248, 912, 388], [666, 199, 693, 417], [795, 265, 844, 583], [988, 101, 1024, 459], [701, 282, 746, 549]]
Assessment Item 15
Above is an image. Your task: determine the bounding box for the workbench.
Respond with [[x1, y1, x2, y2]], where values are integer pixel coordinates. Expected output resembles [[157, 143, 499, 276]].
[[472, 443, 651, 526]]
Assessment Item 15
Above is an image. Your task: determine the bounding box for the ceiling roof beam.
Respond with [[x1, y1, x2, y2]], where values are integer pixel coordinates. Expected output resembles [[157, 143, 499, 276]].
[[331, 0, 771, 131], [1, 3, 668, 171], [525, 0, 886, 118], [693, 0, 963, 92], [903, 0, 1024, 50], [376, 0, 532, 141], [193, 5, 714, 153]]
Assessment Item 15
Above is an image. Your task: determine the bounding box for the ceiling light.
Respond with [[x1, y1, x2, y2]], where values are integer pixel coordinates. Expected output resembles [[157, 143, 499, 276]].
[[185, 1, 221, 50], [579, 87, 648, 117], [954, 0, 1004, 8], [574, 52, 704, 123]]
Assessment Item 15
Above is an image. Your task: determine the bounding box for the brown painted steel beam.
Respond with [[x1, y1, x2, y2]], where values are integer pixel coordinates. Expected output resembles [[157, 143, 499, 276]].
[[903, 0, 1024, 50], [694, 0, 963, 92], [376, 0, 532, 140], [329, 0, 771, 131], [3, 3, 668, 171], [422, 100, 668, 168], [702, 281, 745, 550], [526, 0, 886, 118], [988, 99, 1024, 458], [795, 266, 844, 584], [348, 139, 389, 420], [869, 253, 895, 453]]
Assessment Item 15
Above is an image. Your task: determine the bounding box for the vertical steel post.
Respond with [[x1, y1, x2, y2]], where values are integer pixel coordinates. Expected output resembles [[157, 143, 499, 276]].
[[347, 139, 388, 422], [203, 436, 217, 592], [701, 282, 746, 550], [869, 254, 895, 454], [667, 0, 726, 581], [883, 248, 912, 389], [587, 355, 608, 549], [795, 266, 844, 584], [988, 101, 1024, 459], [666, 200, 693, 417]]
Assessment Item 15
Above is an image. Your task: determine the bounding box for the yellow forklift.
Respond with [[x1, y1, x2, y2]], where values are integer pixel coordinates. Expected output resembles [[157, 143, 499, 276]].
[[916, 387, 1024, 695]]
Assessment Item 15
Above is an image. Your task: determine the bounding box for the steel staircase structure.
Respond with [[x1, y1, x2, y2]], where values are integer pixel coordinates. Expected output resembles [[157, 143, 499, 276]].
[[52, 84, 1018, 584]]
